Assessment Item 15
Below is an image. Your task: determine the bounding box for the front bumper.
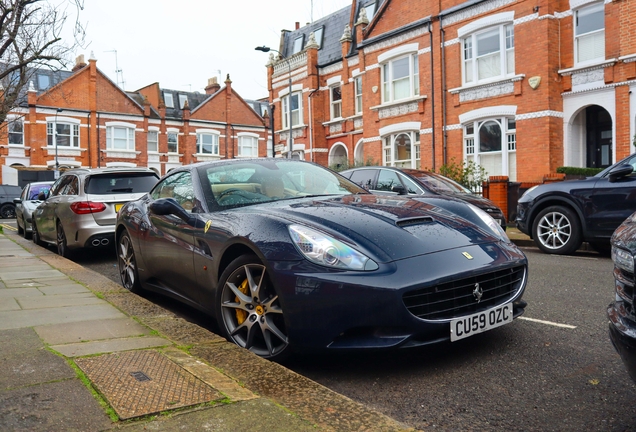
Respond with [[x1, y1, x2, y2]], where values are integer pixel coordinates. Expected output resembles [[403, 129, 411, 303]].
[[271, 241, 528, 351], [608, 300, 636, 382]]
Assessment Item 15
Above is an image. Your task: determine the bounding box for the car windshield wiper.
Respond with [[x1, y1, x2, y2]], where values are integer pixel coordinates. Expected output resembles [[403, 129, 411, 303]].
[[110, 188, 134, 192]]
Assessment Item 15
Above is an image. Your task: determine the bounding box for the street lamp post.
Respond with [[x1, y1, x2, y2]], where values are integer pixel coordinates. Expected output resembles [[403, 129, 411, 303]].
[[255, 45, 293, 159], [53, 108, 63, 179]]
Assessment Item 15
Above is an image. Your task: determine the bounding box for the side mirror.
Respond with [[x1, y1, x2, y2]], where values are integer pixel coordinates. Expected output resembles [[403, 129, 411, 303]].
[[609, 164, 634, 182], [149, 197, 197, 226], [37, 190, 49, 200], [391, 184, 407, 195], [13, 197, 22, 204]]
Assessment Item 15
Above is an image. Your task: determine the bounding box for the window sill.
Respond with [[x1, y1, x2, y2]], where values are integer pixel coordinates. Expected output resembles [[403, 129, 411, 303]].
[[194, 153, 221, 158], [1, 144, 30, 149], [370, 95, 427, 111], [101, 149, 140, 154], [448, 74, 525, 94], [275, 125, 306, 134], [558, 59, 617, 76], [45, 146, 85, 151], [323, 118, 344, 126]]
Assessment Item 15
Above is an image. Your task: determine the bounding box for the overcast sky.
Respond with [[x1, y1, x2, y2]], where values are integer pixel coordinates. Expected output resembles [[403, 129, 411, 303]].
[[63, 0, 353, 101]]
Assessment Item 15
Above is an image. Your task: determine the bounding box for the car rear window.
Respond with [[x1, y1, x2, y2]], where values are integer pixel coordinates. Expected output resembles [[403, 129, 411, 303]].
[[85, 173, 158, 195]]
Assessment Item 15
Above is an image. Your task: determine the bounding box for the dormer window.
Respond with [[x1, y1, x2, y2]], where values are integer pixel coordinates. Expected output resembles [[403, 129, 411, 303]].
[[364, 1, 377, 19], [179, 94, 188, 109], [293, 35, 304, 54], [163, 92, 174, 108], [313, 27, 324, 49], [37, 74, 50, 90]]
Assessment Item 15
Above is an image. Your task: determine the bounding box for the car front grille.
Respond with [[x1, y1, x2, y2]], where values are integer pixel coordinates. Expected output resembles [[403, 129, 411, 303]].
[[615, 267, 635, 317], [403, 265, 526, 321]]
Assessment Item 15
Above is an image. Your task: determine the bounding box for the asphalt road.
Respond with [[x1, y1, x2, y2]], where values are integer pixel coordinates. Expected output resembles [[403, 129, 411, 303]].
[[3, 218, 635, 431]]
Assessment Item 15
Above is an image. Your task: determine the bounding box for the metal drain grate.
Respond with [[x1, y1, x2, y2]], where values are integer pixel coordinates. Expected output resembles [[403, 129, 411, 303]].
[[75, 350, 222, 419]]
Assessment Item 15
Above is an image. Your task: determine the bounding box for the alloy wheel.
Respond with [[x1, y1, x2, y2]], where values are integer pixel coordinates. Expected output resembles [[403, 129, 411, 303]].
[[536, 211, 572, 250], [219, 260, 288, 359]]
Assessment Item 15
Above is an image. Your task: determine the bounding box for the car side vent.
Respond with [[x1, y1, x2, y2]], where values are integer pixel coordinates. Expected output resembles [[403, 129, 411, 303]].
[[396, 217, 434, 227]]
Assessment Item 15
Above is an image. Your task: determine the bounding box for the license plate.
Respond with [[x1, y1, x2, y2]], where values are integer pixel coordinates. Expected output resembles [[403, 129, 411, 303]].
[[450, 303, 513, 342], [115, 203, 123, 213]]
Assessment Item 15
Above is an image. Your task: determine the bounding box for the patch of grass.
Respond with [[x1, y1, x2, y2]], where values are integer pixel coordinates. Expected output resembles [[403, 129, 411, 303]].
[[65, 358, 119, 422]]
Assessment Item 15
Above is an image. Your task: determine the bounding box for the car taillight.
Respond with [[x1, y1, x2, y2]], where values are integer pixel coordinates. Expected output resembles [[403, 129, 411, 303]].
[[70, 201, 107, 214]]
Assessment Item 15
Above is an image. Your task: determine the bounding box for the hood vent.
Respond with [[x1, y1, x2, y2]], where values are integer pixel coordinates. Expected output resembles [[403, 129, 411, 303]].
[[396, 216, 434, 227]]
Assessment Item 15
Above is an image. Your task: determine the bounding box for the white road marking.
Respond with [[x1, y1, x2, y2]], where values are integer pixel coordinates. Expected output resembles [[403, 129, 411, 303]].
[[518, 316, 577, 329]]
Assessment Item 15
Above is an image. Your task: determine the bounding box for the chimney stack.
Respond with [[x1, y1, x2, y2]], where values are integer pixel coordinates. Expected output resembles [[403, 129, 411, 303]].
[[205, 77, 221, 95], [72, 54, 87, 72], [295, 21, 300, 30]]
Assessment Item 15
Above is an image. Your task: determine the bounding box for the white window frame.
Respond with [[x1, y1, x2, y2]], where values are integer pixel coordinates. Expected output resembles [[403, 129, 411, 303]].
[[178, 94, 188, 109], [463, 116, 516, 180], [147, 127, 159, 153], [282, 91, 303, 129], [7, 116, 23, 145], [163, 92, 174, 108], [105, 121, 136, 151], [354, 75, 363, 114], [238, 133, 259, 158], [462, 23, 515, 85], [293, 35, 304, 54], [574, 2, 605, 66], [167, 128, 179, 154], [381, 129, 421, 168], [330, 84, 342, 120], [47, 116, 80, 148], [380, 53, 419, 103], [196, 129, 220, 155]]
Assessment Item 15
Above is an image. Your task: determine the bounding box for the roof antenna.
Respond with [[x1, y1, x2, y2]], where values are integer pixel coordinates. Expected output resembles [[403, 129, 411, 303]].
[[104, 49, 125, 89]]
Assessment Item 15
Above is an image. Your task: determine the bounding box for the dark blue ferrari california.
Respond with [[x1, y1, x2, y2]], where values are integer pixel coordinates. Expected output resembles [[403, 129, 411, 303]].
[[116, 158, 528, 360]]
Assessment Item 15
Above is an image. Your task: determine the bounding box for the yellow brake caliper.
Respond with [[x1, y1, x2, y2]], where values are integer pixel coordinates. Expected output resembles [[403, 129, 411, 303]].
[[235, 278, 249, 325]]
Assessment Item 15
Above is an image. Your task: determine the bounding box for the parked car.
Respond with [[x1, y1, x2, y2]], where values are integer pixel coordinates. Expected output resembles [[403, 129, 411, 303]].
[[516, 153, 636, 255], [14, 181, 54, 238], [32, 167, 159, 257], [116, 158, 528, 361], [607, 211, 636, 382], [340, 166, 507, 230], [0, 184, 22, 218]]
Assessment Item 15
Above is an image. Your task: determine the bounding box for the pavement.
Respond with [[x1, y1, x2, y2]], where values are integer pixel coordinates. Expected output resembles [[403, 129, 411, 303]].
[[0, 225, 537, 431]]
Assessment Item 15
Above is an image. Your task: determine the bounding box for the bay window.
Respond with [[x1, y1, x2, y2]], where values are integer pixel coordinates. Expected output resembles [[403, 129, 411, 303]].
[[381, 54, 419, 103], [464, 117, 516, 181], [462, 24, 514, 84], [197, 131, 219, 154], [238, 134, 258, 157], [47, 122, 79, 148], [106, 124, 135, 151], [282, 92, 302, 129], [382, 131, 421, 168]]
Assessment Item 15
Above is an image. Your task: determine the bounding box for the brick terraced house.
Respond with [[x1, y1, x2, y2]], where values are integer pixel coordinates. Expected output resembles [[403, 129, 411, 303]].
[[0, 53, 270, 185], [261, 0, 636, 186]]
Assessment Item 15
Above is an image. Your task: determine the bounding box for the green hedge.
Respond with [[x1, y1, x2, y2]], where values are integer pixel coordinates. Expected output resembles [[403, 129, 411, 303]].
[[556, 166, 603, 176]]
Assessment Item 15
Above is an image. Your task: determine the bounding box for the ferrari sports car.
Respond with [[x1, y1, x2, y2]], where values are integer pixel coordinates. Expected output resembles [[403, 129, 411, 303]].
[[116, 158, 528, 360]]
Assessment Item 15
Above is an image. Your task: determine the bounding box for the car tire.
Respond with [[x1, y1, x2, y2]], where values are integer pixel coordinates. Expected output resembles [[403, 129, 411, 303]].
[[0, 203, 15, 219], [17, 217, 24, 235], [216, 254, 290, 361], [23, 217, 32, 240], [32, 221, 44, 246], [117, 231, 142, 293], [532, 205, 582, 255], [56, 222, 73, 259]]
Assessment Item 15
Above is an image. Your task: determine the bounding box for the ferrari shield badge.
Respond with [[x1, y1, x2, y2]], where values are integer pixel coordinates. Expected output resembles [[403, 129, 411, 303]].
[[462, 252, 473, 260], [204, 220, 212, 234]]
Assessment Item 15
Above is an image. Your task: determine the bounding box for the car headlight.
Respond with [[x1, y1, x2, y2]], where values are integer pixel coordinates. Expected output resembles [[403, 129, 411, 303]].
[[612, 246, 634, 273], [467, 204, 509, 241], [289, 225, 379, 271]]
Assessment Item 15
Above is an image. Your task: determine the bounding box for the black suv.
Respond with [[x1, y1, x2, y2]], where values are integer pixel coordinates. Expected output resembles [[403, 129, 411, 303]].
[[0, 184, 22, 218], [516, 153, 636, 255]]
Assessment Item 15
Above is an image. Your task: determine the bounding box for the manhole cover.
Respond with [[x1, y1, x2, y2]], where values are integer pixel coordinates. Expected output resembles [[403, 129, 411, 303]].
[[75, 350, 222, 419]]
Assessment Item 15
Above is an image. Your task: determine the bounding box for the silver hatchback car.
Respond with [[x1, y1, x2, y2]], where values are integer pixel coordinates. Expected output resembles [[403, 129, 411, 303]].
[[32, 167, 159, 257]]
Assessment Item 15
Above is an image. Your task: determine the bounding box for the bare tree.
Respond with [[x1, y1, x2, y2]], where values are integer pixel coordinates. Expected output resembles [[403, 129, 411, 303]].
[[0, 0, 85, 124]]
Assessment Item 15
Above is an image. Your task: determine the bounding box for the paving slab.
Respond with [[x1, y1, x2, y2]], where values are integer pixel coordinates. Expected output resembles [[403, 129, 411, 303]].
[[51, 336, 171, 357], [0, 297, 20, 311], [0, 269, 65, 280], [0, 288, 43, 297], [0, 304, 127, 330], [34, 317, 152, 345], [0, 328, 75, 390], [38, 284, 92, 295], [0, 379, 114, 431], [17, 293, 104, 309]]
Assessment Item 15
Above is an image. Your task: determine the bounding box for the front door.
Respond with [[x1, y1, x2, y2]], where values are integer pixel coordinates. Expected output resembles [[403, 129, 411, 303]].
[[586, 105, 613, 169]]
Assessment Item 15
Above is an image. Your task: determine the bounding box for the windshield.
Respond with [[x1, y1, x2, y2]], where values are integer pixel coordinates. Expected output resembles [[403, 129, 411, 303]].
[[413, 172, 473, 194], [200, 159, 367, 208], [85, 173, 158, 194]]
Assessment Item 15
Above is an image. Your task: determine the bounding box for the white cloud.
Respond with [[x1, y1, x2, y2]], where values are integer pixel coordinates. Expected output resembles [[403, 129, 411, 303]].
[[65, 0, 352, 100]]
